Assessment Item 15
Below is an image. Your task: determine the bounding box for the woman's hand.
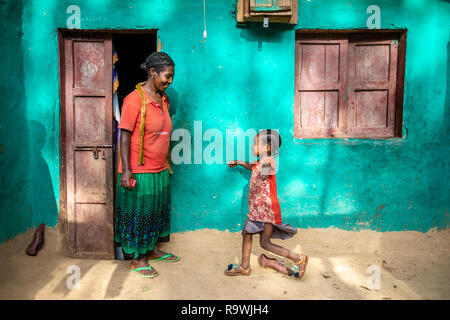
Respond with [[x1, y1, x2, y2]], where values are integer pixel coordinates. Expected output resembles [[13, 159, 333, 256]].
[[119, 129, 134, 189], [120, 171, 134, 189], [228, 160, 238, 168]]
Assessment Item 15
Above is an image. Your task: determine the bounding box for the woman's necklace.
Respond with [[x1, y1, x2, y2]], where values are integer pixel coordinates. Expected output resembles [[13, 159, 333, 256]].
[[143, 83, 163, 114]]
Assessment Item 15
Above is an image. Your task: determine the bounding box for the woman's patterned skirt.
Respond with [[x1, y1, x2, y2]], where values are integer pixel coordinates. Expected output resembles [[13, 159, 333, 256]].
[[114, 169, 170, 259]]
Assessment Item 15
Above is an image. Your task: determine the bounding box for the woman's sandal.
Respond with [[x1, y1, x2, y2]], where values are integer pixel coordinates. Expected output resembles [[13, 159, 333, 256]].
[[148, 253, 180, 262], [291, 253, 309, 279], [258, 254, 294, 276], [224, 264, 251, 276], [130, 266, 159, 278]]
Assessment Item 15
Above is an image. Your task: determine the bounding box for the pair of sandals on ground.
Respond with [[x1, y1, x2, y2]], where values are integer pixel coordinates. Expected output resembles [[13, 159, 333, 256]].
[[131, 251, 308, 279], [225, 253, 308, 279]]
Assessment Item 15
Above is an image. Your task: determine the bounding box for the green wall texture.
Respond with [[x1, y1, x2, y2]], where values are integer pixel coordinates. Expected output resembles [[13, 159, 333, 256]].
[[0, 0, 449, 243]]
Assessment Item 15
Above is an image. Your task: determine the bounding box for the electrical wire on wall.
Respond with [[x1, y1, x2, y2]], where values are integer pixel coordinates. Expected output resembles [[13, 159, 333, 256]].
[[203, 0, 207, 41]]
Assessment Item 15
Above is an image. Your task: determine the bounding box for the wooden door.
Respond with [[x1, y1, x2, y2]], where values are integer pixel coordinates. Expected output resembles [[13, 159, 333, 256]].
[[59, 32, 114, 259], [346, 34, 398, 138]]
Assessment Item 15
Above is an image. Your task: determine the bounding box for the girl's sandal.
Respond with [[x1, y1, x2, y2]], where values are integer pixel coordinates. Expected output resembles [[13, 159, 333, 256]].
[[258, 254, 294, 276], [291, 253, 309, 279], [224, 264, 251, 276]]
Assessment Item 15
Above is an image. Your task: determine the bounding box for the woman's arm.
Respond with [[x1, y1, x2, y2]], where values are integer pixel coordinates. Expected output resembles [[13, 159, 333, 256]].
[[227, 160, 256, 170], [120, 129, 134, 189]]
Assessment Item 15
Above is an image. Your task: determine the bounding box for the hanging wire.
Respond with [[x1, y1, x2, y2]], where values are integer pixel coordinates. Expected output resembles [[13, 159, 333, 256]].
[[203, 0, 207, 39]]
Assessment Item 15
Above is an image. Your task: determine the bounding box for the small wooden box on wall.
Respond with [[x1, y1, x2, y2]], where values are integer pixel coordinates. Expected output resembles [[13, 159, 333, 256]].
[[236, 0, 298, 25]]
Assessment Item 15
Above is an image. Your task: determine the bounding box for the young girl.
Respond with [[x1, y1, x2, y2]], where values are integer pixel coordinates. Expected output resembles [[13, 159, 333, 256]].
[[225, 130, 308, 279]]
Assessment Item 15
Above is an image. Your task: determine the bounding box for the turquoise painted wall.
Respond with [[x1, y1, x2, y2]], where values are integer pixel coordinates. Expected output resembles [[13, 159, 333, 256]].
[[0, 0, 449, 243]]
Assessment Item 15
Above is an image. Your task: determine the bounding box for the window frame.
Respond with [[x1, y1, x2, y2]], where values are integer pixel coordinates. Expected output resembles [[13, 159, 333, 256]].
[[294, 29, 407, 139]]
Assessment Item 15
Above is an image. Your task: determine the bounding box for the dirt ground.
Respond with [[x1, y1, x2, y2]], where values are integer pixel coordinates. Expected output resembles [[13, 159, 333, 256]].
[[0, 224, 449, 300]]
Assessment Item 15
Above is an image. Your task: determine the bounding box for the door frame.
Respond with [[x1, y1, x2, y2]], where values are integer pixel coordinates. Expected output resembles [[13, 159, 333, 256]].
[[57, 28, 158, 258]]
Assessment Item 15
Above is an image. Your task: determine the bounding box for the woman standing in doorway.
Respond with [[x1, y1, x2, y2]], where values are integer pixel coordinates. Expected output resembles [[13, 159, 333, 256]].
[[115, 52, 179, 278]]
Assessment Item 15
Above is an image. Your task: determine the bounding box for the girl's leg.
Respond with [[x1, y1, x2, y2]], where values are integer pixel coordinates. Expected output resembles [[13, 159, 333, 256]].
[[224, 233, 253, 276], [259, 223, 300, 263], [241, 233, 253, 269]]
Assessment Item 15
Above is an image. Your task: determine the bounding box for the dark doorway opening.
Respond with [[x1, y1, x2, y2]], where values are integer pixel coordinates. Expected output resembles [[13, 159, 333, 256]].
[[111, 31, 158, 260], [112, 32, 157, 106]]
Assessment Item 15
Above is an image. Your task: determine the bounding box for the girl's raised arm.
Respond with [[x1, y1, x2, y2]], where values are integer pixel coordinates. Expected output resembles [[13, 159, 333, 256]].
[[228, 160, 256, 170]]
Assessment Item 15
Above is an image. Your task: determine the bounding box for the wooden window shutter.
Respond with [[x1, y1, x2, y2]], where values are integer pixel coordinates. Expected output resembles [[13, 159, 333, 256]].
[[294, 35, 348, 138], [346, 34, 399, 138], [294, 31, 404, 139]]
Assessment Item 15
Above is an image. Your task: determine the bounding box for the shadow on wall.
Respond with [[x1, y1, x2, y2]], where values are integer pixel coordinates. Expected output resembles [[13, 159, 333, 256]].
[[0, 120, 58, 242], [0, 0, 59, 243], [435, 34, 450, 228], [0, 0, 29, 243], [239, 21, 295, 51], [27, 120, 58, 228], [165, 86, 179, 120], [445, 35, 450, 140]]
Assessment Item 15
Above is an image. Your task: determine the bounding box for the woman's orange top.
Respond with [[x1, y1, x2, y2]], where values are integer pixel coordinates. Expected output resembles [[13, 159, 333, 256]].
[[118, 89, 172, 173]]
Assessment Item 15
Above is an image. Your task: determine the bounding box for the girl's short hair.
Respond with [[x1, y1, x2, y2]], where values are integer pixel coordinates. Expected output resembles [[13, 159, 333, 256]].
[[258, 129, 282, 155], [140, 51, 175, 73]]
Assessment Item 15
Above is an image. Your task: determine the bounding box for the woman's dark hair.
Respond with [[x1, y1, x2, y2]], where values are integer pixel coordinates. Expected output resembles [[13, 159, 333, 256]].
[[258, 129, 282, 155], [140, 51, 174, 74]]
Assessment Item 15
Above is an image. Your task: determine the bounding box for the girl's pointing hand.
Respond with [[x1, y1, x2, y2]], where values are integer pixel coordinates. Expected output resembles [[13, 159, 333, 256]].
[[228, 160, 238, 168]]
